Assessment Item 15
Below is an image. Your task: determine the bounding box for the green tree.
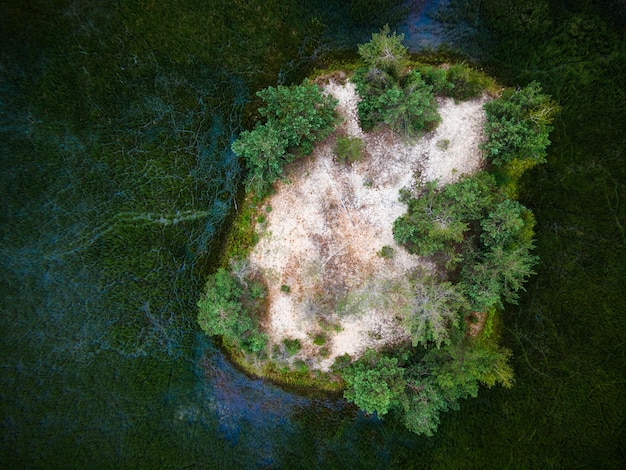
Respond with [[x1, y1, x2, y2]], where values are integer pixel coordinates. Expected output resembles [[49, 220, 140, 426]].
[[400, 372, 449, 437], [357, 24, 409, 79], [426, 337, 514, 402], [393, 173, 496, 257], [232, 80, 338, 195], [342, 350, 406, 415], [482, 81, 558, 166], [461, 244, 538, 310], [197, 268, 267, 353], [404, 278, 467, 348], [480, 199, 527, 248]]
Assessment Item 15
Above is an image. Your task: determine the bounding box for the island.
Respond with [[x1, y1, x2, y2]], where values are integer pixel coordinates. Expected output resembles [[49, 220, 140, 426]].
[[197, 27, 558, 436]]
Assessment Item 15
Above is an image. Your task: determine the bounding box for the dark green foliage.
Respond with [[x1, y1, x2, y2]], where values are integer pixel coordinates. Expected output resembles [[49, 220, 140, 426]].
[[313, 333, 327, 346], [353, 71, 440, 136], [400, 376, 449, 436], [393, 173, 496, 256], [232, 81, 338, 196], [482, 81, 559, 166], [197, 268, 267, 353], [342, 350, 406, 415], [427, 338, 514, 397], [461, 244, 537, 310], [377, 245, 396, 259], [480, 199, 527, 248], [414, 65, 454, 95], [445, 63, 492, 100], [282, 338, 302, 356], [335, 135, 365, 163]]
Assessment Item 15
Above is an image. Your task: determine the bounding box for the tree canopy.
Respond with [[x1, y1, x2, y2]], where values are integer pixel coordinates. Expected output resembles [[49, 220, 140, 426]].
[[232, 80, 338, 196]]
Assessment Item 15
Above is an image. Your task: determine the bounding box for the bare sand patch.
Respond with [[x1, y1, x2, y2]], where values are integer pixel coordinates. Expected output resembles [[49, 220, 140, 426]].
[[247, 78, 490, 370]]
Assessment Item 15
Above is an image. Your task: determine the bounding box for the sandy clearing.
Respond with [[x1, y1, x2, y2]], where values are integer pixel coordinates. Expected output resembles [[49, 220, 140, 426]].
[[247, 77, 490, 370]]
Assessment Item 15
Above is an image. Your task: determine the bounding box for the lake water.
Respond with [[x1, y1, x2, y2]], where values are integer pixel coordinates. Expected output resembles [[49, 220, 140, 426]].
[[2, 0, 624, 467]]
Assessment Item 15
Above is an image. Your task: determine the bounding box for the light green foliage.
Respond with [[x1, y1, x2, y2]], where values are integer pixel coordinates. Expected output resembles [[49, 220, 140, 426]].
[[405, 278, 467, 348], [232, 80, 338, 196], [335, 135, 364, 163], [197, 268, 267, 353], [482, 81, 558, 166], [357, 24, 409, 79], [342, 350, 406, 415]]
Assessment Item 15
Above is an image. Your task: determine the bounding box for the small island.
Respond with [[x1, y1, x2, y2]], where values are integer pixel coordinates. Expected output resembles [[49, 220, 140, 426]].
[[197, 28, 558, 436]]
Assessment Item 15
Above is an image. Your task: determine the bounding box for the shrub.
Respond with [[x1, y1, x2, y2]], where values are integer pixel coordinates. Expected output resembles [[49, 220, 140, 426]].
[[482, 81, 558, 166], [335, 135, 364, 163], [446, 63, 491, 100], [282, 338, 302, 356], [313, 333, 327, 346], [377, 245, 395, 259]]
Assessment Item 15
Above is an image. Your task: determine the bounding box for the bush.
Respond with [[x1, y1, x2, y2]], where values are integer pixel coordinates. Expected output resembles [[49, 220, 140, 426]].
[[282, 338, 302, 356], [335, 135, 364, 163], [482, 81, 558, 166], [446, 63, 492, 101]]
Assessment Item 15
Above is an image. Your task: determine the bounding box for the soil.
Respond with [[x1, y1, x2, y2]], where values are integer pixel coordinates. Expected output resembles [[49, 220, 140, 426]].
[[247, 74, 490, 371]]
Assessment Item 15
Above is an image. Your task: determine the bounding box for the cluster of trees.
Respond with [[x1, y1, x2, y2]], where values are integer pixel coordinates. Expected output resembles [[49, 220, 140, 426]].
[[231, 81, 338, 197], [482, 81, 559, 190], [218, 28, 556, 437], [340, 333, 513, 436], [352, 26, 495, 138], [340, 79, 555, 435], [197, 266, 268, 353], [352, 26, 440, 136]]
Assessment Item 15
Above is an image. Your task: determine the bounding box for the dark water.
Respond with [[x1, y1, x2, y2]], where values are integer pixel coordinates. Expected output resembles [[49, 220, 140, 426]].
[[1, 0, 625, 467]]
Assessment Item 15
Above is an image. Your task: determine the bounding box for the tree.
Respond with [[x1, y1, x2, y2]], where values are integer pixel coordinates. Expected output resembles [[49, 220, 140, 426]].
[[393, 173, 496, 257], [425, 337, 514, 402], [232, 80, 338, 195], [404, 278, 467, 348], [482, 81, 558, 166], [342, 350, 406, 415], [480, 199, 527, 248], [197, 268, 267, 353], [357, 25, 408, 79], [461, 244, 538, 310]]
